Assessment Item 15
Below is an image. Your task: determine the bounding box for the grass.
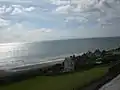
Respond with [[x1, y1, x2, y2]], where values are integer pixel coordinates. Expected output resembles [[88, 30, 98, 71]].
[[0, 66, 108, 90]]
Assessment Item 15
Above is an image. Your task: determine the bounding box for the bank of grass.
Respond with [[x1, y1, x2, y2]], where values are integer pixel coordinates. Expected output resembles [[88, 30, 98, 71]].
[[0, 66, 108, 90]]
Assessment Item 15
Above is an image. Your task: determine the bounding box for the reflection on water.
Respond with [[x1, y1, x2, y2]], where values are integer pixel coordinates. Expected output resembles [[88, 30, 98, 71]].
[[0, 42, 65, 70], [0, 43, 25, 70]]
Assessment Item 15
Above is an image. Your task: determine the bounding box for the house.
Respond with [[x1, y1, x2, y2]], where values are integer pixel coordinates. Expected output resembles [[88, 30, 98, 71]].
[[113, 51, 120, 55], [51, 63, 63, 73], [94, 49, 101, 57], [95, 58, 103, 64], [86, 51, 93, 57], [63, 57, 75, 72]]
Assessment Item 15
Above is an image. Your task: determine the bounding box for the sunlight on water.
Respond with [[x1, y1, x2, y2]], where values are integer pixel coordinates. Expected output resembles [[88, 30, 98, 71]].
[[0, 42, 29, 57], [0, 43, 21, 52], [0, 43, 26, 69]]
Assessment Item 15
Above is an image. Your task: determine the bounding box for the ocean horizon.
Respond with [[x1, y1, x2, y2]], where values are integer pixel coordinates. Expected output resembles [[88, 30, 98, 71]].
[[0, 36, 120, 71]]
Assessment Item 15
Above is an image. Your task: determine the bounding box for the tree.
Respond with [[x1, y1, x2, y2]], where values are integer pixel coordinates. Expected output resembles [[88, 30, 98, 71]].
[[101, 50, 106, 57], [116, 47, 120, 51]]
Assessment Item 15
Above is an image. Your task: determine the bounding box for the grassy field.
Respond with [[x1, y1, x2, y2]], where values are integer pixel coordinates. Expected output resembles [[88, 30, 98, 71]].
[[0, 66, 108, 90]]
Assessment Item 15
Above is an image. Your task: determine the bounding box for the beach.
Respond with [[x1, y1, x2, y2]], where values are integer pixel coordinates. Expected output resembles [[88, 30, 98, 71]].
[[0, 58, 64, 79]]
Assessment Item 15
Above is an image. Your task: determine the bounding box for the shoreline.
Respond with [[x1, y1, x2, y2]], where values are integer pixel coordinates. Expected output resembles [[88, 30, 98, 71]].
[[0, 44, 118, 72], [0, 46, 118, 76], [0, 52, 84, 74], [0, 59, 64, 78]]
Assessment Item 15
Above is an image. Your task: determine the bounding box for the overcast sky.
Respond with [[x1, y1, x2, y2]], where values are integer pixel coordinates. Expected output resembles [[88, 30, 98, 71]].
[[0, 0, 120, 43]]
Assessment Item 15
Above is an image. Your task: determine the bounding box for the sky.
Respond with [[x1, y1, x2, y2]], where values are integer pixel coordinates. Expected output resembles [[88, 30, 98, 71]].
[[0, 0, 120, 43]]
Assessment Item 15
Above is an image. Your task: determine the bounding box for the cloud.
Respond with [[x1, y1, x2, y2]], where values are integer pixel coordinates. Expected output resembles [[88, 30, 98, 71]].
[[53, 0, 120, 27], [0, 0, 120, 43], [0, 0, 32, 3], [24, 7, 35, 12], [11, 5, 35, 15], [0, 22, 81, 43], [0, 18, 10, 27], [0, 23, 54, 43], [5, 6, 13, 13], [50, 0, 70, 5], [0, 4, 36, 16], [65, 16, 88, 24], [11, 7, 22, 15], [55, 5, 71, 14], [52, 0, 97, 13], [39, 28, 52, 33]]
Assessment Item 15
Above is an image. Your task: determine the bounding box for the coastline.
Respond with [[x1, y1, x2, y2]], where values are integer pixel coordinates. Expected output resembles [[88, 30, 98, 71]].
[[0, 52, 84, 73], [0, 59, 64, 78], [0, 46, 120, 89], [0, 46, 118, 77]]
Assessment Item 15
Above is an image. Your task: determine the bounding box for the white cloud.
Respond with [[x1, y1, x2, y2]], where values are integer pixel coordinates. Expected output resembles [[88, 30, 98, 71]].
[[27, 28, 52, 34], [0, 5, 6, 14], [11, 5, 35, 15], [53, 0, 98, 13], [0, 18, 10, 27], [40, 28, 52, 33], [50, 0, 70, 5], [0, 0, 32, 3], [0, 22, 80, 43], [11, 7, 22, 15], [0, 23, 54, 43], [65, 16, 88, 23], [0, 4, 36, 15], [55, 5, 71, 14], [24, 7, 35, 12], [0, 0, 120, 43], [5, 6, 13, 13], [53, 0, 119, 14], [53, 0, 120, 27]]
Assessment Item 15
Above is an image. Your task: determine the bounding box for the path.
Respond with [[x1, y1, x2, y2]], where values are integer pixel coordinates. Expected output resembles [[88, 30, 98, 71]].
[[99, 74, 120, 90]]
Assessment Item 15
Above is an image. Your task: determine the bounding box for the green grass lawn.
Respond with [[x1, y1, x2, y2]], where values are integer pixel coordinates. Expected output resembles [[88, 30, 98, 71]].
[[0, 66, 108, 90]]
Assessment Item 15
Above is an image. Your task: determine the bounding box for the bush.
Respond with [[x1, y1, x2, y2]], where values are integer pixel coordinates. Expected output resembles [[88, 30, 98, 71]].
[[109, 61, 120, 75]]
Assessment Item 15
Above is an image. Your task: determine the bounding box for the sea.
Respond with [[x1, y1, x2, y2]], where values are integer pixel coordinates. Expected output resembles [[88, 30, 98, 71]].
[[0, 37, 120, 71]]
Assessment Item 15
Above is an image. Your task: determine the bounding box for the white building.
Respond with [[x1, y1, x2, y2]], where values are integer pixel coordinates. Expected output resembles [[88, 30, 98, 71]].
[[63, 57, 75, 72]]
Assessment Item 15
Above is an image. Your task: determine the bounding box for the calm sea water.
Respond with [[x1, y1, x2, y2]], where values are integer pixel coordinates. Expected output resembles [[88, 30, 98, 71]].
[[0, 37, 120, 70]]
